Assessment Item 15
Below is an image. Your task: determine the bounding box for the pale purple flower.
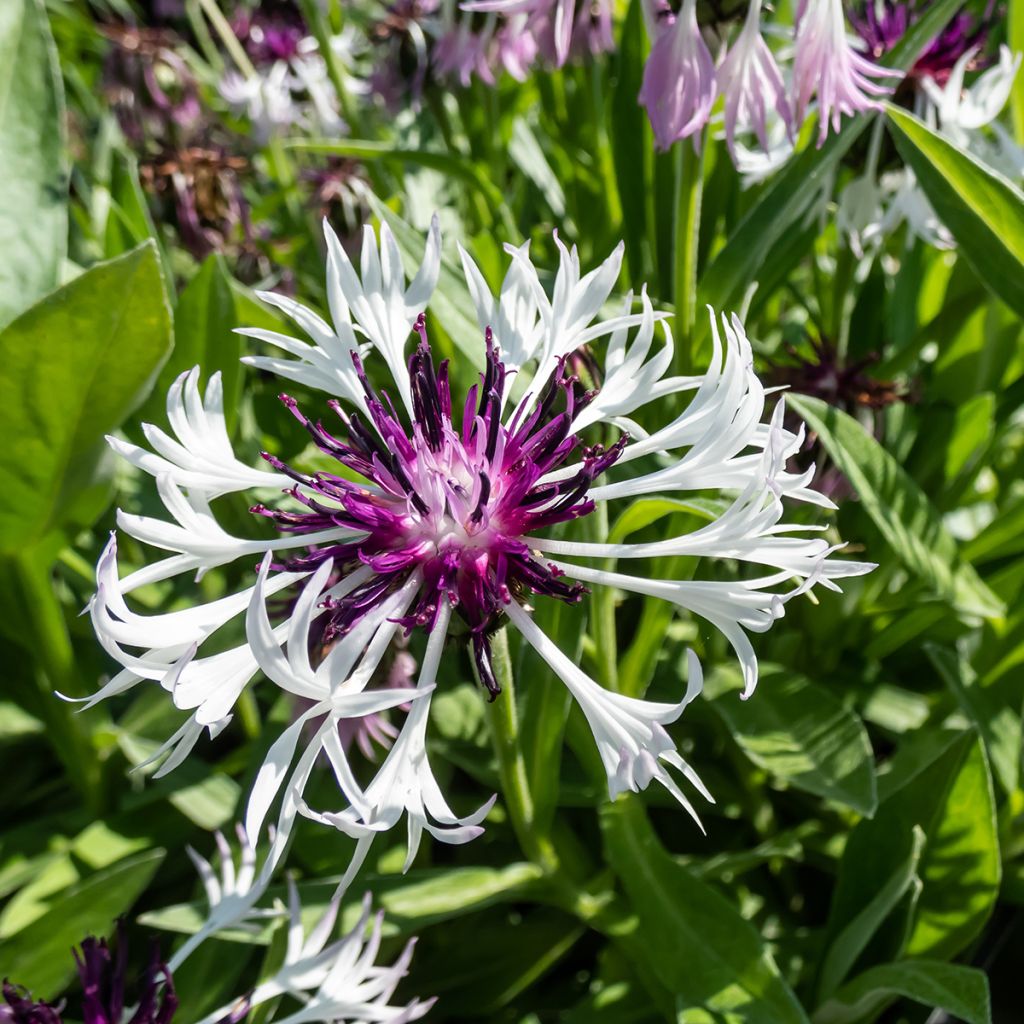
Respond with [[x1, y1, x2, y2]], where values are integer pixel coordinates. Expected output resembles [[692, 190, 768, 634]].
[[793, 0, 900, 145], [716, 0, 793, 160], [433, 19, 495, 86], [639, 0, 716, 151]]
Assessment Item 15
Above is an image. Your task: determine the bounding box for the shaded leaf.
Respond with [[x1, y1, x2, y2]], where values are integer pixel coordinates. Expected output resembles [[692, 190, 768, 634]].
[[707, 664, 878, 816], [814, 960, 991, 1024], [601, 797, 810, 1024], [789, 395, 1003, 619], [0, 0, 67, 326]]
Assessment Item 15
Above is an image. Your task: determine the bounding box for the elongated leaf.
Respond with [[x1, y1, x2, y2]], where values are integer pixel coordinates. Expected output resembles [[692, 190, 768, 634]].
[[289, 138, 508, 213], [789, 395, 1003, 619], [0, 849, 165, 996], [0, 0, 67, 326], [707, 664, 878, 816], [816, 826, 924, 1000], [826, 731, 1000, 965], [141, 862, 545, 941], [0, 242, 172, 550], [601, 797, 810, 1024], [887, 105, 1024, 318], [926, 644, 1021, 796], [814, 960, 991, 1024]]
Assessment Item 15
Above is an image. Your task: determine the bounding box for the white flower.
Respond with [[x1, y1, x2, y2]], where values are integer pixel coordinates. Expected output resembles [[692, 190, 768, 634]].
[[86, 215, 871, 875], [168, 825, 278, 972], [179, 844, 433, 1024]]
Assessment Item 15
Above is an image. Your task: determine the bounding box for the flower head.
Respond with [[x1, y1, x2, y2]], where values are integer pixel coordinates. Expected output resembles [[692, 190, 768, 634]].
[[2, 923, 177, 1024], [88, 215, 871, 876], [793, 0, 900, 144], [716, 0, 794, 160], [639, 0, 716, 151]]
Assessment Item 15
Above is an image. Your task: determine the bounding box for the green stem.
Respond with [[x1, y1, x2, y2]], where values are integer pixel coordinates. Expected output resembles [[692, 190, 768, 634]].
[[672, 138, 705, 375], [197, 0, 256, 78], [8, 553, 102, 811], [297, 0, 362, 134], [480, 628, 560, 874], [589, 60, 622, 236]]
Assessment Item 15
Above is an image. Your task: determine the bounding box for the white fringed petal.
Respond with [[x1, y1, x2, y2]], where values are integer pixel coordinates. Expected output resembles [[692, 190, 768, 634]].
[[507, 602, 710, 821], [107, 368, 288, 497], [298, 601, 496, 870]]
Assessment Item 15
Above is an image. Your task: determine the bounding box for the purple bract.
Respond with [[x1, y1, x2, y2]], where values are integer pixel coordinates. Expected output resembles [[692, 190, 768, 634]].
[[252, 316, 627, 697]]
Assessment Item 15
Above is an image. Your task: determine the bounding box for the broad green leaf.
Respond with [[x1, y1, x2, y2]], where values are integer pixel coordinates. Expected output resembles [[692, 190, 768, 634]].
[[815, 826, 924, 1000], [926, 644, 1021, 795], [601, 797, 810, 1024], [707, 664, 878, 816], [509, 117, 566, 217], [789, 395, 1003, 619], [695, 0, 964, 342], [0, 849, 165, 996], [0, 242, 172, 551], [141, 862, 545, 941], [0, 0, 67, 326], [886, 105, 1024, 319], [814, 960, 991, 1024], [1013, 0, 1024, 142], [826, 731, 999, 966]]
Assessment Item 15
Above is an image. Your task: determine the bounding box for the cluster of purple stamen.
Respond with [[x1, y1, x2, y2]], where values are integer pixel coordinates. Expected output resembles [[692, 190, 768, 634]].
[[849, 0, 994, 83], [252, 315, 627, 697]]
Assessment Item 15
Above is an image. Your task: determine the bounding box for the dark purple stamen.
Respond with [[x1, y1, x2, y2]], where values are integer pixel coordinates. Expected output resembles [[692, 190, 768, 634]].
[[256, 322, 627, 697]]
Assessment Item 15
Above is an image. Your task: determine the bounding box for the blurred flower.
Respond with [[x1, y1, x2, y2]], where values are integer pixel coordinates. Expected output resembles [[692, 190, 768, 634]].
[[2, 922, 177, 1024], [139, 145, 250, 261], [793, 0, 900, 144], [639, 0, 716, 150], [849, 0, 993, 85], [232, 3, 308, 65], [100, 22, 201, 146], [86, 215, 870, 877], [716, 0, 793, 161]]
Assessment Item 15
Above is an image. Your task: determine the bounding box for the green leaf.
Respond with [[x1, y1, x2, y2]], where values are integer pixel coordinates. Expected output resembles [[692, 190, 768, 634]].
[[707, 664, 878, 816], [0, 242, 173, 550], [0, 0, 67, 326], [886, 105, 1024, 319], [142, 253, 242, 433], [0, 849, 165, 996], [288, 138, 509, 216], [141, 862, 545, 941], [814, 961, 991, 1024], [826, 731, 1000, 966], [926, 644, 1021, 795], [815, 826, 924, 1000], [788, 395, 1003, 619], [601, 797, 810, 1024]]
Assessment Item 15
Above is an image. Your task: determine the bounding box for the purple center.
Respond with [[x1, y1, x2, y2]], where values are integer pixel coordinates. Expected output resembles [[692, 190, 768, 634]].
[[253, 316, 627, 696], [849, 1, 992, 83]]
